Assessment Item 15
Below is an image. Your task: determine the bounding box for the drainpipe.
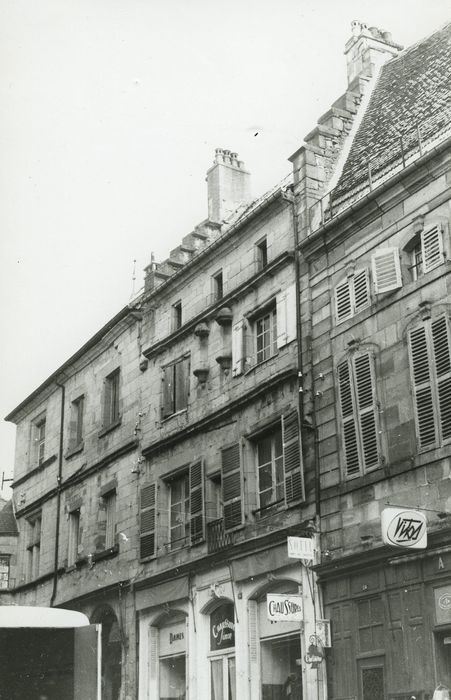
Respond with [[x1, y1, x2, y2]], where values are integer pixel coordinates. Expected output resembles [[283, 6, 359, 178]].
[[50, 381, 65, 607]]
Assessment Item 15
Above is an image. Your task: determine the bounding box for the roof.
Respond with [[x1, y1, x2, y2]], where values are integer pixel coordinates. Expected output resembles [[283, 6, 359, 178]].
[[332, 22, 451, 212], [0, 501, 18, 536]]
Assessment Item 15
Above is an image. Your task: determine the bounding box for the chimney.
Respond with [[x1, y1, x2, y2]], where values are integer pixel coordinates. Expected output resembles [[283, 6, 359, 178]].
[[345, 21, 402, 86], [206, 148, 251, 223]]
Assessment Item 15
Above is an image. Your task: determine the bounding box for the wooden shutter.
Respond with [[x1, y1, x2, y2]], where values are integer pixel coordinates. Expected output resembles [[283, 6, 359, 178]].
[[189, 460, 205, 543], [175, 357, 190, 412], [372, 248, 402, 293], [221, 443, 243, 531], [338, 360, 360, 476], [335, 278, 352, 322], [421, 225, 443, 273], [140, 483, 156, 559], [353, 269, 370, 312], [431, 316, 451, 442], [409, 325, 437, 449], [282, 410, 304, 503], [276, 283, 296, 348], [232, 320, 245, 376], [352, 354, 379, 470], [162, 365, 174, 417]]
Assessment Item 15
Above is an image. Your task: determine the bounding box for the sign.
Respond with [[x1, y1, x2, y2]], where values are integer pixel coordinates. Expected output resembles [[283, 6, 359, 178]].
[[316, 619, 331, 648], [435, 586, 451, 625], [159, 620, 186, 657], [210, 603, 235, 651], [381, 507, 427, 549], [267, 594, 303, 622], [287, 536, 314, 560]]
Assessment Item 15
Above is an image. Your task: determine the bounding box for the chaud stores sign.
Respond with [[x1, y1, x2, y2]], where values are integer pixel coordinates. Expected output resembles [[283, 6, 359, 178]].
[[266, 594, 303, 622]]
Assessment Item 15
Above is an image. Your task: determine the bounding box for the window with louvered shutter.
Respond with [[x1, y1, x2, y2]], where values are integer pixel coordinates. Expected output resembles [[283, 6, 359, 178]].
[[338, 353, 380, 477], [276, 283, 297, 348], [221, 443, 243, 531], [421, 225, 443, 273], [282, 411, 304, 504], [372, 248, 402, 293], [189, 460, 205, 543], [335, 269, 370, 324], [409, 315, 451, 449], [140, 483, 156, 559]]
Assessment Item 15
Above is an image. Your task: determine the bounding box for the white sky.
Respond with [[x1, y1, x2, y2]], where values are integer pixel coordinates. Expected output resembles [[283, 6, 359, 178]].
[[1, 0, 450, 497]]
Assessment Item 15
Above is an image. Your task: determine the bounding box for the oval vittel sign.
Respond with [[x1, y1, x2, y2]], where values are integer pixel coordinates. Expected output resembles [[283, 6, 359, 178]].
[[381, 507, 427, 549], [439, 594, 451, 611]]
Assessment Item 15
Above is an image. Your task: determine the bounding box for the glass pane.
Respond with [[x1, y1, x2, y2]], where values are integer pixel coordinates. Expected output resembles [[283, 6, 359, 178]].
[[257, 437, 272, 466], [259, 464, 273, 492], [159, 654, 186, 700], [211, 658, 223, 700], [261, 635, 302, 700], [228, 656, 236, 700], [362, 666, 384, 700]]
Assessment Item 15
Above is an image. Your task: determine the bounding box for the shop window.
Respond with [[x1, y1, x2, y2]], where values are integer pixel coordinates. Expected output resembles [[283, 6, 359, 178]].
[[69, 395, 84, 449], [337, 352, 380, 478], [209, 603, 236, 700], [172, 301, 182, 331], [33, 414, 46, 466], [26, 512, 41, 581], [0, 555, 10, 589], [67, 508, 80, 567], [408, 314, 451, 450], [162, 356, 190, 418], [158, 615, 187, 700], [232, 284, 296, 375], [103, 369, 120, 428]]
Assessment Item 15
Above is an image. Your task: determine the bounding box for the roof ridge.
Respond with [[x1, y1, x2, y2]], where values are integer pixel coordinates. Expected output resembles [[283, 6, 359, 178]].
[[385, 19, 451, 66]]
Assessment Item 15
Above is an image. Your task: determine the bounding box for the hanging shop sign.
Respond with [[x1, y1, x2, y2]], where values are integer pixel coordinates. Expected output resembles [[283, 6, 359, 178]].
[[381, 507, 427, 549], [266, 594, 303, 622], [316, 619, 331, 648], [287, 536, 314, 560], [210, 603, 235, 651]]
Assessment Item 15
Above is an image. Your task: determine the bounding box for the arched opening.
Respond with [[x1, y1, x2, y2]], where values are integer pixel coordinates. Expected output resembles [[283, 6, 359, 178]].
[[207, 599, 236, 700], [92, 605, 122, 700]]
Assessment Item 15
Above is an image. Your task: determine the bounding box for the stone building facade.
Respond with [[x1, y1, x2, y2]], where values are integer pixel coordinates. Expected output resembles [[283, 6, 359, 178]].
[[291, 20, 451, 700]]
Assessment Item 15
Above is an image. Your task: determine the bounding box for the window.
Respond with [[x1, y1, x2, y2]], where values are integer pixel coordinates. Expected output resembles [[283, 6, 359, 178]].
[[335, 269, 370, 323], [67, 509, 80, 566], [254, 412, 304, 514], [33, 415, 46, 466], [104, 491, 117, 549], [212, 270, 224, 302], [409, 225, 445, 279], [0, 556, 10, 589], [104, 369, 120, 427], [408, 315, 451, 450], [167, 461, 205, 551], [26, 513, 41, 581], [256, 238, 268, 270], [337, 353, 380, 477], [255, 308, 277, 364], [172, 300, 182, 331], [169, 472, 190, 550], [162, 356, 190, 418], [232, 284, 296, 376], [70, 395, 84, 448]]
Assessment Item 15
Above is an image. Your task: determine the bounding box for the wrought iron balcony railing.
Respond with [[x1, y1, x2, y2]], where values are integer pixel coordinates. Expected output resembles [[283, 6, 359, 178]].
[[207, 518, 234, 554]]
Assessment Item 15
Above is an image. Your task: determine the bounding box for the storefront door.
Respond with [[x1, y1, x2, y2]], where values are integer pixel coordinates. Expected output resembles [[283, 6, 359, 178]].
[[209, 603, 236, 700], [358, 657, 385, 700], [210, 654, 236, 700]]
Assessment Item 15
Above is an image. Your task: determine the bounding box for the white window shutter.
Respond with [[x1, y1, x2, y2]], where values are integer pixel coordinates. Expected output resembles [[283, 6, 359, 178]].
[[372, 248, 402, 293], [335, 279, 352, 322], [431, 316, 451, 443], [232, 320, 245, 376], [276, 283, 296, 348], [421, 225, 443, 273], [408, 325, 437, 449]]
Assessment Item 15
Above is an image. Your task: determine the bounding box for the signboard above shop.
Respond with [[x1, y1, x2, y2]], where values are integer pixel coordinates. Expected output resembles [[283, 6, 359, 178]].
[[210, 603, 235, 651], [287, 536, 314, 560], [381, 507, 427, 549], [267, 593, 303, 622]]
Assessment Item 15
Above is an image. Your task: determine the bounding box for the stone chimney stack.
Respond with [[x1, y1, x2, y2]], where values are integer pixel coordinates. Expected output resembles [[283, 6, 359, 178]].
[[345, 21, 402, 85], [206, 148, 251, 223]]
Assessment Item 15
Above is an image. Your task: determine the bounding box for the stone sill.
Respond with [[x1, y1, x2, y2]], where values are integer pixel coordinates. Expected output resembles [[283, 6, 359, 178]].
[[12, 454, 58, 487], [65, 442, 84, 460], [98, 417, 122, 438]]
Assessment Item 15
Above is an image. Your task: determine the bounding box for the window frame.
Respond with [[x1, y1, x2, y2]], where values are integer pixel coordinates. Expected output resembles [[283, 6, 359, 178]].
[[162, 355, 190, 419], [212, 270, 224, 302], [104, 490, 117, 549], [168, 470, 190, 551], [67, 508, 81, 567], [255, 238, 268, 271], [172, 300, 183, 331], [33, 414, 46, 467], [70, 394, 85, 449], [255, 307, 278, 365], [255, 427, 284, 512], [26, 512, 42, 582], [334, 268, 370, 324], [103, 368, 121, 428], [0, 555, 10, 589]]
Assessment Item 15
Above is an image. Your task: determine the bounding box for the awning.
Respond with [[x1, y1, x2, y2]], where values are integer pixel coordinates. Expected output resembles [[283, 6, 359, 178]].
[[135, 576, 189, 611], [231, 543, 289, 581]]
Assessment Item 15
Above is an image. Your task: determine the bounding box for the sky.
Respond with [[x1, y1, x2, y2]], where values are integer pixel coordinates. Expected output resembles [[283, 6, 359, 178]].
[[0, 0, 450, 498]]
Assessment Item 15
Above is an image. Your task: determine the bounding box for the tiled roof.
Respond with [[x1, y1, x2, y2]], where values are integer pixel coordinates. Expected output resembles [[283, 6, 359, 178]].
[[0, 500, 18, 535], [332, 22, 451, 211]]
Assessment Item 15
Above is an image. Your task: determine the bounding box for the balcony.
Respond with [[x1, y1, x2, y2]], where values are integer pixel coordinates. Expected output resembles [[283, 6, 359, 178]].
[[207, 518, 234, 553]]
